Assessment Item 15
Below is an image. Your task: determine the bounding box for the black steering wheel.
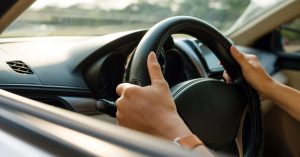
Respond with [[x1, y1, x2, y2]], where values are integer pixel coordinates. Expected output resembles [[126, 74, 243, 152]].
[[128, 16, 262, 156]]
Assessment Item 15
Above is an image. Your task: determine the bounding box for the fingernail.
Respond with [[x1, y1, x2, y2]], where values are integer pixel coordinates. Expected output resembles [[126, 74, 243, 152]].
[[149, 52, 157, 62]]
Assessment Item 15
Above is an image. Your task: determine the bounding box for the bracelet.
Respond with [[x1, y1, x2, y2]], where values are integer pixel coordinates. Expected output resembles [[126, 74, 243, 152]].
[[172, 134, 203, 149]]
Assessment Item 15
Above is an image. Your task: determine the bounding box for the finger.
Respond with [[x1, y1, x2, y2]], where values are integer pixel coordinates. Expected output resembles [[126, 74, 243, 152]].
[[223, 71, 232, 83], [147, 52, 165, 84], [115, 97, 124, 110], [116, 111, 121, 125], [246, 54, 258, 61], [116, 83, 134, 96], [230, 46, 248, 68]]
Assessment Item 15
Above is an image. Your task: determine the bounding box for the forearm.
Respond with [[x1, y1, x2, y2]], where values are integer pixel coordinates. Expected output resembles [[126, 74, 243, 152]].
[[267, 81, 300, 121]]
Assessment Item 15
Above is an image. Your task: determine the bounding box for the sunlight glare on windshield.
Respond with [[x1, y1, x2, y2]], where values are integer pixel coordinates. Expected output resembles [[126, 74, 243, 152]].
[[31, 0, 137, 10], [251, 0, 278, 7]]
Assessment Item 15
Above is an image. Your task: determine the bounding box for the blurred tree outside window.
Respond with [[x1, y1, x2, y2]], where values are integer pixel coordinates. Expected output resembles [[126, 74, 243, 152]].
[[1, 0, 250, 37]]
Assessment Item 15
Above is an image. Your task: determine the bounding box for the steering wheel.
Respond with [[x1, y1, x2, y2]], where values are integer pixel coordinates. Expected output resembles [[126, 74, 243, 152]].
[[128, 16, 262, 156]]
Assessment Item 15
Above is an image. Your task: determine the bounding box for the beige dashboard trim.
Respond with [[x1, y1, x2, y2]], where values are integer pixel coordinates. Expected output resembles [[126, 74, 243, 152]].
[[230, 0, 300, 46]]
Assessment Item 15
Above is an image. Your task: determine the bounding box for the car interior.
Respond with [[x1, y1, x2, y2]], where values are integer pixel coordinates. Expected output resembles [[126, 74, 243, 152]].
[[0, 0, 300, 157]]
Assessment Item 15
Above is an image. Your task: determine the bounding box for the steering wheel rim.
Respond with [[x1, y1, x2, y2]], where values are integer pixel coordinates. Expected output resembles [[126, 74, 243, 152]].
[[128, 16, 262, 156]]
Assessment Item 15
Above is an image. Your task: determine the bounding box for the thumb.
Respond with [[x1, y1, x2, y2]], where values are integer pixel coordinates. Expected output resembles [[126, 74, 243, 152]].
[[230, 46, 248, 68], [147, 52, 165, 85]]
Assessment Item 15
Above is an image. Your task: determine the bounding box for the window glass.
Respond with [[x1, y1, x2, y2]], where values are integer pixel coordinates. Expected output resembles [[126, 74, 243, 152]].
[[1, 0, 251, 37], [282, 18, 300, 53]]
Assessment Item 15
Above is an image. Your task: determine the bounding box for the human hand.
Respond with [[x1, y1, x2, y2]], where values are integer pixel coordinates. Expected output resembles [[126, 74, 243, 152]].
[[223, 46, 275, 97], [116, 52, 192, 140]]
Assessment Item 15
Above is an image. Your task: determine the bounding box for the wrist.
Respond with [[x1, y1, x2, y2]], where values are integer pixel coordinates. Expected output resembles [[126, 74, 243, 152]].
[[263, 80, 281, 100], [158, 113, 192, 140], [172, 134, 203, 149]]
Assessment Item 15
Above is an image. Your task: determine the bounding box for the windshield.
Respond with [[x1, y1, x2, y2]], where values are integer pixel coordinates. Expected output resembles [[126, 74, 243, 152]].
[[0, 0, 284, 37]]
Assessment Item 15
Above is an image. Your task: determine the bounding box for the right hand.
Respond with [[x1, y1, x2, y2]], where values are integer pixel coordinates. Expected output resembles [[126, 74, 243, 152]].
[[223, 46, 275, 97], [116, 52, 192, 140]]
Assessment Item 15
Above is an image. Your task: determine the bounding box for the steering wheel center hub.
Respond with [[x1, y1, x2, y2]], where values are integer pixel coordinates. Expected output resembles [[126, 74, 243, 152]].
[[171, 78, 245, 149]]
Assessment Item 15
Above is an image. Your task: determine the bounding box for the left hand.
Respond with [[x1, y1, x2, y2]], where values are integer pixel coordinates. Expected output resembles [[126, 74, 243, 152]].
[[223, 46, 274, 97], [116, 52, 192, 140]]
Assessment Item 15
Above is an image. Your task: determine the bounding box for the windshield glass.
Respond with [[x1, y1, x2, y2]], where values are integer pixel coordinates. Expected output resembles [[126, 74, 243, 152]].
[[0, 0, 282, 37]]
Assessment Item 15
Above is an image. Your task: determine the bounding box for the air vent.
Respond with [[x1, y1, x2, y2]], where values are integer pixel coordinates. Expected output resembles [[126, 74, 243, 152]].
[[6, 61, 33, 74]]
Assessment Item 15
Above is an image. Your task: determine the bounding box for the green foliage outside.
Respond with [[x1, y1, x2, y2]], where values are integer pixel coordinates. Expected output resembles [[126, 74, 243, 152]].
[[2, 0, 250, 37]]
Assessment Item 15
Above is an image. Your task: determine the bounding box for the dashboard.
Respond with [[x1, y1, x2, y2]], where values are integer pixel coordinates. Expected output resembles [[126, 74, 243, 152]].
[[0, 30, 279, 115]]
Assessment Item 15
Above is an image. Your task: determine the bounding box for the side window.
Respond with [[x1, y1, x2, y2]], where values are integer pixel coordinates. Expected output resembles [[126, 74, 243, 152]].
[[281, 18, 300, 53]]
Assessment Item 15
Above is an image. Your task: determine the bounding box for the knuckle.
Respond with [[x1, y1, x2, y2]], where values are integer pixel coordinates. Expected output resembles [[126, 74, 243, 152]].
[[154, 79, 168, 87], [124, 86, 139, 94], [235, 51, 243, 58], [247, 54, 257, 59], [116, 86, 122, 96], [122, 86, 135, 96], [151, 62, 161, 70], [117, 83, 139, 97], [252, 56, 258, 60], [163, 80, 170, 88], [116, 84, 122, 91], [115, 98, 124, 110], [235, 53, 245, 61], [115, 98, 122, 106]]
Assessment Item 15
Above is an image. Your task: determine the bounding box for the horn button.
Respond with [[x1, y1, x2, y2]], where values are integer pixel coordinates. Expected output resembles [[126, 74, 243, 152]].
[[171, 78, 245, 149]]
